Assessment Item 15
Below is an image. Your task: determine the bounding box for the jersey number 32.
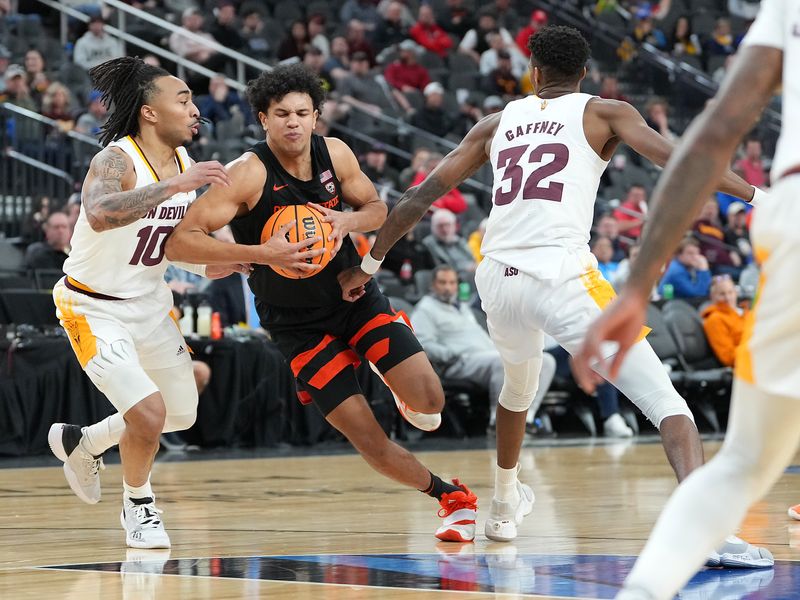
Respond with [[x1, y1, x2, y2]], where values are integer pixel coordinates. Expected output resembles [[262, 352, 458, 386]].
[[494, 142, 569, 206]]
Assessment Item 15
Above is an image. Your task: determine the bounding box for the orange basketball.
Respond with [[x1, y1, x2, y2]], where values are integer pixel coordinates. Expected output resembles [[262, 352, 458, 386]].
[[261, 204, 334, 279]]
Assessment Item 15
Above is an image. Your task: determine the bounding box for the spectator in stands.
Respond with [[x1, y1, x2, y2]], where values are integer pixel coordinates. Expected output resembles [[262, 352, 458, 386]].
[[306, 14, 330, 59], [451, 93, 483, 138], [630, 14, 667, 50], [467, 218, 487, 264], [209, 1, 246, 52], [658, 237, 712, 300], [346, 19, 376, 66], [377, 0, 415, 27], [24, 211, 71, 271], [382, 226, 436, 280], [705, 17, 738, 57], [73, 15, 123, 71], [591, 236, 620, 282], [490, 0, 520, 31], [669, 15, 702, 58], [724, 202, 753, 265], [23, 48, 51, 109], [409, 3, 452, 59], [412, 152, 467, 214], [458, 10, 514, 66], [324, 36, 351, 81], [4, 64, 36, 112], [340, 0, 381, 35], [410, 82, 455, 138], [303, 47, 335, 93], [277, 19, 310, 62], [436, 0, 472, 38], [613, 184, 648, 239], [693, 197, 742, 279], [515, 9, 548, 57], [239, 9, 271, 63], [734, 136, 767, 188], [384, 39, 430, 113], [375, 1, 409, 53], [598, 75, 629, 102], [197, 74, 251, 127], [75, 89, 108, 138], [362, 143, 400, 193], [483, 94, 504, 114], [595, 213, 627, 262], [645, 97, 676, 142], [701, 274, 747, 367], [21, 195, 50, 243], [41, 82, 75, 132], [399, 146, 430, 190], [612, 242, 639, 291], [422, 209, 476, 275], [479, 32, 528, 79], [412, 264, 556, 433], [169, 8, 221, 72], [482, 49, 521, 97], [338, 51, 391, 135]]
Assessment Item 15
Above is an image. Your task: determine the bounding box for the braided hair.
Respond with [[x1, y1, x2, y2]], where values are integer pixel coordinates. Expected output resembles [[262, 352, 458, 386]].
[[88, 57, 170, 147]]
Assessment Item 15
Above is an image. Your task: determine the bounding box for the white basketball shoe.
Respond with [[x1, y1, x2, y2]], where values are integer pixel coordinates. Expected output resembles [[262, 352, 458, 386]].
[[121, 496, 171, 549], [485, 480, 535, 542], [48, 423, 104, 504]]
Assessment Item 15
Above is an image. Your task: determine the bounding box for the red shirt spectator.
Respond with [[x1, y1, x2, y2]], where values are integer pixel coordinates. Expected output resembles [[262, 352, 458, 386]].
[[734, 138, 767, 188], [613, 184, 648, 240], [409, 4, 453, 58], [384, 41, 431, 92], [515, 10, 548, 57]]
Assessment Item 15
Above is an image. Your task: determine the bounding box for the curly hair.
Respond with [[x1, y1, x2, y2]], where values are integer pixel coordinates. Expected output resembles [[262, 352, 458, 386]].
[[245, 64, 326, 119], [527, 25, 590, 81]]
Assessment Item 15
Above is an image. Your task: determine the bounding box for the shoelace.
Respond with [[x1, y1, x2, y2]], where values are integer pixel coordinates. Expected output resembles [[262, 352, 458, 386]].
[[80, 455, 105, 481], [131, 503, 164, 529], [438, 491, 477, 518]]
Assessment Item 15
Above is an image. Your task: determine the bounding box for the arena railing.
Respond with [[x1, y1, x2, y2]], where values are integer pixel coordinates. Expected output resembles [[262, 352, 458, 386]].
[[35, 0, 492, 200]]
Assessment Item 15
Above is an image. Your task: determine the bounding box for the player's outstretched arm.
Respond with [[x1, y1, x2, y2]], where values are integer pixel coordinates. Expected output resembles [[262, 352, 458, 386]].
[[573, 43, 782, 391], [337, 113, 499, 301], [82, 146, 231, 232], [165, 153, 324, 273], [598, 99, 758, 202]]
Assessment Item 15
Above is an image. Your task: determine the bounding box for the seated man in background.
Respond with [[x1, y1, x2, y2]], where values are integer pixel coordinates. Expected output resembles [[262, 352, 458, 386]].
[[24, 211, 71, 271], [701, 274, 747, 368], [658, 237, 711, 299], [422, 210, 476, 276], [412, 265, 556, 431]]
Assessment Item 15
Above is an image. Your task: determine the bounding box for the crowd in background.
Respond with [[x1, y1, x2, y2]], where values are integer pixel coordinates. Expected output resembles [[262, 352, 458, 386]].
[[0, 0, 768, 438]]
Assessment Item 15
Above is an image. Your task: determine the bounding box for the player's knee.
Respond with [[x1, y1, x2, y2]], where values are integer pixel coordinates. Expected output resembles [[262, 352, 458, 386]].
[[498, 358, 541, 412], [192, 361, 211, 394], [421, 373, 445, 412], [637, 388, 695, 429], [162, 410, 197, 433], [126, 397, 167, 439]]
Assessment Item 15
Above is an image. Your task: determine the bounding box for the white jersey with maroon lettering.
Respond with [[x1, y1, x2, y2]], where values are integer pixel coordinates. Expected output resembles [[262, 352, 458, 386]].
[[740, 0, 799, 181], [64, 135, 195, 299], [481, 93, 609, 278]]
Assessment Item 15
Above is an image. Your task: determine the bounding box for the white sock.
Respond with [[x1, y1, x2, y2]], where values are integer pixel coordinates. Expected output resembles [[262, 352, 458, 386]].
[[495, 464, 519, 504], [124, 477, 153, 500], [82, 413, 125, 456]]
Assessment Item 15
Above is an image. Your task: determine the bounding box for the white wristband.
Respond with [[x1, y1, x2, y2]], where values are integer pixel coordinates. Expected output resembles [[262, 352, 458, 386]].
[[360, 251, 383, 275], [749, 187, 767, 207], [173, 261, 207, 277]]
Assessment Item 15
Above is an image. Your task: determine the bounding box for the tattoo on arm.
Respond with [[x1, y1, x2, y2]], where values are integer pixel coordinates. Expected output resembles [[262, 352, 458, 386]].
[[371, 174, 451, 258], [83, 149, 173, 231]]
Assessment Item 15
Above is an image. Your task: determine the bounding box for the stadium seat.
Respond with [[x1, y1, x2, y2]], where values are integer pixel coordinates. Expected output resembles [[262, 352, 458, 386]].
[[0, 289, 59, 327]]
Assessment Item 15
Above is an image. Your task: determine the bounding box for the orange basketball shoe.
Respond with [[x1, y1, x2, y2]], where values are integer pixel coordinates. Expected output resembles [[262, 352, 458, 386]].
[[789, 504, 800, 520], [435, 479, 478, 542]]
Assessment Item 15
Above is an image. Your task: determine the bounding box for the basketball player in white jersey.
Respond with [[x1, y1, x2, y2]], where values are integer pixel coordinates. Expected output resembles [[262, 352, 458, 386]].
[[340, 25, 770, 564], [575, 1, 798, 596], [46, 57, 319, 548]]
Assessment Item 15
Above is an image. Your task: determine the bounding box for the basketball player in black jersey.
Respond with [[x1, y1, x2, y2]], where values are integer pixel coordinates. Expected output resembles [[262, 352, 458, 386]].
[[166, 64, 478, 542]]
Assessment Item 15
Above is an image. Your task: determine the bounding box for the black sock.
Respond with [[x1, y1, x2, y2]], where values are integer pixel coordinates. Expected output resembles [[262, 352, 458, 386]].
[[420, 472, 460, 500]]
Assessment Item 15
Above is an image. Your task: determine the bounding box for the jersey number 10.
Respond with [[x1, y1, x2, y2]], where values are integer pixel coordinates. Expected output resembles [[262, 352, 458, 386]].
[[129, 225, 174, 266], [494, 142, 569, 206]]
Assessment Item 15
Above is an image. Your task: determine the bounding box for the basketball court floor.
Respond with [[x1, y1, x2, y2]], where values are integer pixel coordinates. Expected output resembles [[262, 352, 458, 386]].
[[2, 438, 799, 599]]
